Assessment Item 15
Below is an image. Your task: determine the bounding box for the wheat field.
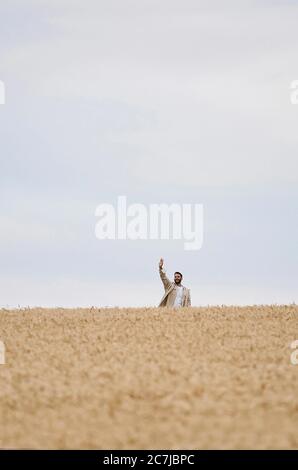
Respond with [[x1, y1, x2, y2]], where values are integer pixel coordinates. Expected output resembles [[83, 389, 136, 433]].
[[0, 305, 297, 449]]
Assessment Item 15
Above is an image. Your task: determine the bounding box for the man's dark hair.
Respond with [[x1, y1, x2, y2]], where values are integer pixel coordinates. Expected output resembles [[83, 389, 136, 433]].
[[174, 271, 183, 278]]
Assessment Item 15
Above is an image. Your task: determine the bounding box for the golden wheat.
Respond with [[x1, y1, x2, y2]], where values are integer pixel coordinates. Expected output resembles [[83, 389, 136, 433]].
[[0, 305, 297, 449]]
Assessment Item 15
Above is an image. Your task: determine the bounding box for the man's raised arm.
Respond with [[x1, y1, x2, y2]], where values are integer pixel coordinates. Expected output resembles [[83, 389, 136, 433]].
[[159, 258, 172, 291]]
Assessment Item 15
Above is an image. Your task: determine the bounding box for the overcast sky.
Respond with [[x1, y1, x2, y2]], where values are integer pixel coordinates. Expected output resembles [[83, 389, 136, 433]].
[[0, 0, 297, 307]]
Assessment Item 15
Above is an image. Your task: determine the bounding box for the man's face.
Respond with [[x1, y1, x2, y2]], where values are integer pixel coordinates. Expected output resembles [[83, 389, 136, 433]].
[[174, 273, 182, 285]]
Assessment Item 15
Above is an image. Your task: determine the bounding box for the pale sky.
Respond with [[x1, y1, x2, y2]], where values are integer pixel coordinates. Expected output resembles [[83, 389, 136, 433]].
[[0, 0, 297, 307]]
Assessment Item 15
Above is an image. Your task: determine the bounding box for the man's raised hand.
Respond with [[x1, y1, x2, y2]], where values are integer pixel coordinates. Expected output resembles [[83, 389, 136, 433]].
[[159, 258, 164, 269]]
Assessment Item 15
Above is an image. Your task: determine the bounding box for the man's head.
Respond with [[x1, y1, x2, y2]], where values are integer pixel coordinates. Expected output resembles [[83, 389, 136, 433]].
[[174, 271, 183, 285]]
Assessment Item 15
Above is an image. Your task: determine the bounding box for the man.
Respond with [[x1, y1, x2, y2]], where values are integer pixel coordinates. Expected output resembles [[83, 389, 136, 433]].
[[158, 258, 191, 308]]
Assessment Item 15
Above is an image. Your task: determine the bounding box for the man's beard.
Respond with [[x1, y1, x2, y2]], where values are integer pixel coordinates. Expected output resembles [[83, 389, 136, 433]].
[[175, 280, 181, 285]]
